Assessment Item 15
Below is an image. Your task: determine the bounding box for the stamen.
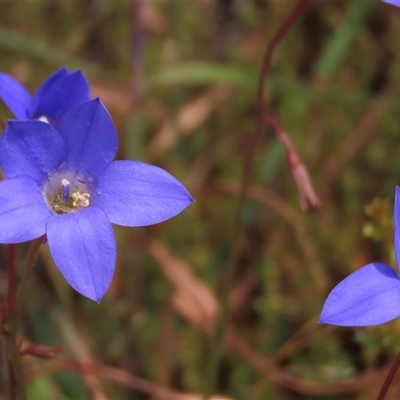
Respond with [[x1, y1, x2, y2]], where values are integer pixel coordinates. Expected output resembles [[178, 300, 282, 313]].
[[71, 192, 90, 208], [61, 179, 71, 202], [44, 173, 91, 214]]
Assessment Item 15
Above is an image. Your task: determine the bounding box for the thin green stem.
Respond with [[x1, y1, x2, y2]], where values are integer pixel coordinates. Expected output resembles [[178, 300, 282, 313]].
[[6, 236, 45, 400]]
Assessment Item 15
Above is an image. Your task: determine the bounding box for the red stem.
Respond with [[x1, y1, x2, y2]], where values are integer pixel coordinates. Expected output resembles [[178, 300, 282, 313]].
[[6, 244, 16, 321], [247, 0, 310, 171], [257, 0, 310, 121], [8, 358, 16, 400], [377, 351, 400, 400], [254, 0, 320, 210], [5, 244, 17, 399]]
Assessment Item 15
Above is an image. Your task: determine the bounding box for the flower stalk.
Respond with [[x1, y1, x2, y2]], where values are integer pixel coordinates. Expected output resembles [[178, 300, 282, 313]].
[[5, 236, 44, 400], [5, 244, 16, 321], [377, 351, 400, 400]]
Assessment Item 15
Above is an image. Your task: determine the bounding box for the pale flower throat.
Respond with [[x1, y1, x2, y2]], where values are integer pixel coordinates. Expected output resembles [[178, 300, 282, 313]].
[[44, 173, 91, 214], [37, 116, 50, 124]]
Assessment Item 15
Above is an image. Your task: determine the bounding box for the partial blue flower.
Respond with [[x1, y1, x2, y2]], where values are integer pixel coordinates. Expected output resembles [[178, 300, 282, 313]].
[[383, 0, 400, 7], [320, 187, 400, 327], [0, 99, 193, 302], [0, 67, 90, 124]]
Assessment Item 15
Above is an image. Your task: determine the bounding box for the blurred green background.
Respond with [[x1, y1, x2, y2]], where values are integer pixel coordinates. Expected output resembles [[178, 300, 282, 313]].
[[1, 0, 400, 399]]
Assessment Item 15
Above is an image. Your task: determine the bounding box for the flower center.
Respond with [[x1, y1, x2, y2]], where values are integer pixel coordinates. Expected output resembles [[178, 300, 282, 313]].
[[44, 174, 91, 214]]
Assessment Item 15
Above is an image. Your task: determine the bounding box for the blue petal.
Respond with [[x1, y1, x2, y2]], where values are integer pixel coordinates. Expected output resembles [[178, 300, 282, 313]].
[[395, 187, 400, 271], [46, 206, 116, 302], [0, 177, 51, 243], [0, 73, 31, 119], [0, 121, 67, 183], [28, 67, 90, 124], [383, 0, 400, 7], [320, 263, 400, 326], [94, 160, 194, 226], [55, 99, 117, 176]]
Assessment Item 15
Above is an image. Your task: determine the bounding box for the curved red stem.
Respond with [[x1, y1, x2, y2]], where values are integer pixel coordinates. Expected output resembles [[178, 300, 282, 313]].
[[377, 352, 400, 400], [6, 244, 16, 321], [257, 0, 310, 121]]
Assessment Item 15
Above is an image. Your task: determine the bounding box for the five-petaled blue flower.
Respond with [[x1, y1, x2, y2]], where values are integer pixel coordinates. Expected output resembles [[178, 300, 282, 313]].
[[0, 99, 193, 302], [0, 67, 90, 124], [320, 188, 400, 326]]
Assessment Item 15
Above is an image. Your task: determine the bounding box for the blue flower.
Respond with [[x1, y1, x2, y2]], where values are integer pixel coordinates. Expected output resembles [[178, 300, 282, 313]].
[[0, 67, 90, 124], [320, 187, 400, 326], [0, 99, 193, 302], [383, 0, 400, 7]]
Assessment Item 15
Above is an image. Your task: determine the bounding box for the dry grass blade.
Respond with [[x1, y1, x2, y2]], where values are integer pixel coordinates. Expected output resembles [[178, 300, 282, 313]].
[[150, 86, 231, 156], [147, 239, 219, 333]]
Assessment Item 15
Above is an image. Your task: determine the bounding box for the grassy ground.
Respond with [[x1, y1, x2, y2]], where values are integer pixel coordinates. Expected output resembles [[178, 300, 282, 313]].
[[1, 1, 400, 399]]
